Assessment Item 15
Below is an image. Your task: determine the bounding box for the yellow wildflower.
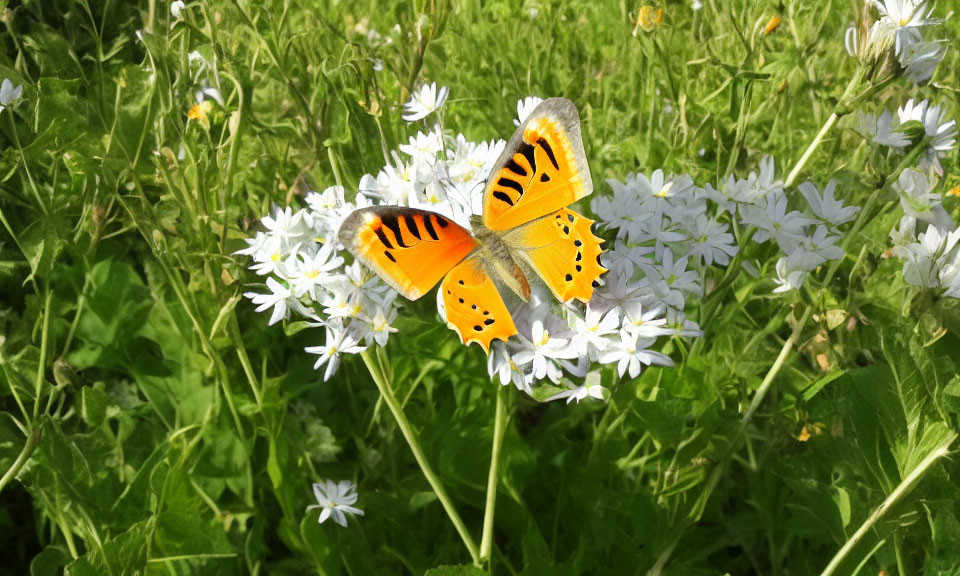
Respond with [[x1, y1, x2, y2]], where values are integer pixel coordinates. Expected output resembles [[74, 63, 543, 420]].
[[188, 100, 212, 129], [633, 5, 663, 36]]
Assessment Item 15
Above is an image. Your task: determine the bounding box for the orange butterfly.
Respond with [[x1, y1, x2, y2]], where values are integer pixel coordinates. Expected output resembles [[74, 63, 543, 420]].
[[338, 98, 605, 351]]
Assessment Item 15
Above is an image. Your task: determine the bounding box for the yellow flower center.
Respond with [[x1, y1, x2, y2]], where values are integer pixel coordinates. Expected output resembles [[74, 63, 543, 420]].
[[305, 270, 320, 279], [271, 253, 281, 262], [655, 181, 674, 198], [536, 329, 550, 346]]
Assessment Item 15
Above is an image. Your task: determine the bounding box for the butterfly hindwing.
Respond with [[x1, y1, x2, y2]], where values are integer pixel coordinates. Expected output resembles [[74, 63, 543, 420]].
[[440, 257, 517, 351], [483, 98, 592, 231], [338, 206, 478, 300], [510, 208, 605, 303]]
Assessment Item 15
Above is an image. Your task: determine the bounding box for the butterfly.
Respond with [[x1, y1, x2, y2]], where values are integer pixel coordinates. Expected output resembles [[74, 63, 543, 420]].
[[338, 98, 605, 352]]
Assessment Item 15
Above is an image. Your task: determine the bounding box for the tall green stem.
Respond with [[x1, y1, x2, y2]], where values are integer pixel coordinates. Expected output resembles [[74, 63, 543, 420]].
[[0, 422, 42, 496], [689, 305, 812, 520], [360, 349, 480, 565], [480, 384, 509, 564], [820, 433, 957, 576], [784, 69, 864, 188]]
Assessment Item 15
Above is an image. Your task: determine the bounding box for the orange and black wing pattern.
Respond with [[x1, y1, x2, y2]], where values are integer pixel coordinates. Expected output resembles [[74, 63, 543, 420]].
[[439, 256, 517, 351], [482, 98, 592, 231], [510, 208, 605, 303], [339, 207, 477, 300]]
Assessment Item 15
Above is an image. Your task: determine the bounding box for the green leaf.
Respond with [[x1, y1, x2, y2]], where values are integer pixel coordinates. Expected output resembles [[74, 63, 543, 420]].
[[64, 520, 152, 576], [30, 545, 71, 576]]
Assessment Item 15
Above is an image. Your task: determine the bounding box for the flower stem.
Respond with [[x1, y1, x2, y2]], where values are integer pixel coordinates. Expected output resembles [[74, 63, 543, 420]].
[[360, 349, 480, 565], [784, 69, 864, 188], [480, 384, 509, 564], [689, 304, 813, 521], [0, 422, 42, 496], [820, 432, 957, 576]]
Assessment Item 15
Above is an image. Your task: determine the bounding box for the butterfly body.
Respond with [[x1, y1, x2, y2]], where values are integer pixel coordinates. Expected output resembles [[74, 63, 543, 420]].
[[339, 98, 605, 352]]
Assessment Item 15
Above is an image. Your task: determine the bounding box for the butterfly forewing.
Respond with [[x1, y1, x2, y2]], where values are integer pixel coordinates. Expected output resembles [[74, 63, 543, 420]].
[[338, 206, 478, 300], [482, 98, 592, 231]]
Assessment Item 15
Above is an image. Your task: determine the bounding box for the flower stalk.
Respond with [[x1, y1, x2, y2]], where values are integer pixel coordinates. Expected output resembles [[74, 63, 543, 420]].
[[360, 348, 480, 565], [784, 68, 865, 188], [480, 383, 509, 564], [820, 432, 957, 576]]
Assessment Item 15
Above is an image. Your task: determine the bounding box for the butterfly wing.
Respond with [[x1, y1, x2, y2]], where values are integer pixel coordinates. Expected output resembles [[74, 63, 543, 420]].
[[509, 208, 605, 303], [483, 98, 592, 231], [439, 256, 517, 351], [339, 206, 478, 300]]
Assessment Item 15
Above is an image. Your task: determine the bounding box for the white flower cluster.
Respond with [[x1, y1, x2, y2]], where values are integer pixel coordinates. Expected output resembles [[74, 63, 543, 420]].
[[854, 96, 959, 298], [888, 170, 960, 297], [845, 0, 947, 83], [857, 98, 957, 175], [597, 157, 857, 298], [238, 189, 398, 381]]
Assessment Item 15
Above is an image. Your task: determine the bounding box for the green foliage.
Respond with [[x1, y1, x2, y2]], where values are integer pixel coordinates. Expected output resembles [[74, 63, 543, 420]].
[[0, 0, 958, 575]]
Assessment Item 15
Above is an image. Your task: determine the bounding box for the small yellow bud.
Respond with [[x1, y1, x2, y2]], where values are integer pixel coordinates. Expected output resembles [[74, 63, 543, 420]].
[[764, 14, 782, 36]]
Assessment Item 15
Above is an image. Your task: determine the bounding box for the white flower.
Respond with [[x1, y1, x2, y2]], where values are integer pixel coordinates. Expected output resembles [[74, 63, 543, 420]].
[[195, 80, 224, 106], [889, 214, 918, 247], [288, 242, 344, 300], [748, 155, 784, 198], [772, 254, 810, 293], [646, 248, 700, 296], [598, 331, 674, 379], [262, 206, 311, 249], [398, 128, 444, 162], [572, 307, 620, 356], [856, 110, 910, 148], [798, 225, 845, 264], [0, 78, 23, 113], [621, 302, 673, 339], [901, 40, 947, 83], [892, 226, 948, 288], [686, 215, 739, 266], [798, 180, 861, 227], [512, 320, 578, 384], [305, 322, 367, 381], [306, 480, 364, 527], [366, 306, 398, 347], [547, 382, 607, 404], [171, 1, 186, 19], [514, 96, 543, 126], [402, 82, 448, 122], [871, 0, 938, 55], [740, 190, 816, 251], [895, 169, 953, 231], [447, 135, 504, 186], [897, 99, 957, 174], [691, 0, 703, 10], [244, 277, 295, 326], [703, 174, 759, 214]]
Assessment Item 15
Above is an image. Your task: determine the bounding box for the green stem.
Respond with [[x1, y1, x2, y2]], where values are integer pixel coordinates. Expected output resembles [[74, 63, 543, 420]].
[[820, 432, 957, 576], [690, 305, 812, 521], [7, 109, 47, 214], [784, 69, 864, 188], [360, 349, 480, 565], [0, 423, 43, 496], [34, 288, 53, 421], [480, 384, 509, 564]]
